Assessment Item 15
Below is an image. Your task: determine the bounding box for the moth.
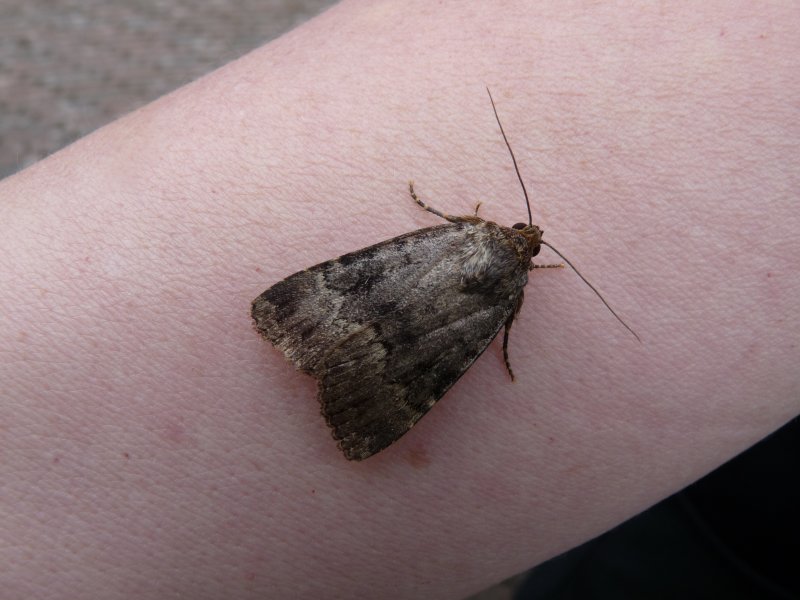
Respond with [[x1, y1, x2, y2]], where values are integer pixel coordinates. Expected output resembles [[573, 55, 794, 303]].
[[252, 89, 638, 461]]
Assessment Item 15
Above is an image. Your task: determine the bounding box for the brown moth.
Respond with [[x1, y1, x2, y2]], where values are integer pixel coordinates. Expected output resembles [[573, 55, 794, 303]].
[[251, 89, 638, 460]]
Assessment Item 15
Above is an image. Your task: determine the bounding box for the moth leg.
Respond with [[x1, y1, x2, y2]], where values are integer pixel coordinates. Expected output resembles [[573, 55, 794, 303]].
[[474, 201, 482, 216], [502, 293, 525, 382], [531, 263, 565, 270], [408, 181, 462, 223], [502, 314, 516, 382]]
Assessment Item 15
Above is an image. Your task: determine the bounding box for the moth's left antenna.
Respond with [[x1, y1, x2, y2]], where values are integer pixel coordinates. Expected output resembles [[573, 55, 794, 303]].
[[487, 87, 533, 227]]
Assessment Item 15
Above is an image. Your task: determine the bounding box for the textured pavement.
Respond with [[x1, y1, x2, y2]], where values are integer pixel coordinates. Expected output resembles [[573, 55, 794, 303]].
[[0, 0, 334, 177]]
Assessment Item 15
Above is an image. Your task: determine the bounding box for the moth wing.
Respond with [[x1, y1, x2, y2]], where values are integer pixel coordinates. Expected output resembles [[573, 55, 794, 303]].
[[252, 224, 472, 374], [320, 299, 515, 460]]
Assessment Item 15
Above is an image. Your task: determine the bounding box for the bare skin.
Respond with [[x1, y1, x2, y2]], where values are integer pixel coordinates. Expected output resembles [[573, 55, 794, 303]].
[[1, 2, 798, 598]]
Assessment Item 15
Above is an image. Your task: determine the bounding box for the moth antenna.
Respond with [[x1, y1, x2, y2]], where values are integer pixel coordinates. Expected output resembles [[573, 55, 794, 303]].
[[487, 87, 533, 227], [541, 241, 641, 342]]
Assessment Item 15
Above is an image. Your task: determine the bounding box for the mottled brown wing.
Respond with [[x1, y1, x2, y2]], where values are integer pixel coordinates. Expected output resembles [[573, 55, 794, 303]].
[[253, 224, 471, 374], [251, 221, 529, 460], [319, 298, 514, 460]]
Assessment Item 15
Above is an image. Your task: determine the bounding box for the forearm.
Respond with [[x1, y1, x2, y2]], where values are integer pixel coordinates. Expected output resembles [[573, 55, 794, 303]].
[[1, 1, 798, 598]]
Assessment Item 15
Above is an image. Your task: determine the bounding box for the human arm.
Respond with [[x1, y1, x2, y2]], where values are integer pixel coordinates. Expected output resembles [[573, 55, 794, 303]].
[[1, 2, 798, 597]]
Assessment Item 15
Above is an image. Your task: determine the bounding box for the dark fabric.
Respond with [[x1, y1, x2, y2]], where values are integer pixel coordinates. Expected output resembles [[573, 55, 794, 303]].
[[516, 417, 800, 600]]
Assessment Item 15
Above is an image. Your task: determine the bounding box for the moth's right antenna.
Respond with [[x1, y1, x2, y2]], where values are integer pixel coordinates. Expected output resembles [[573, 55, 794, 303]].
[[487, 87, 533, 227], [541, 241, 642, 342]]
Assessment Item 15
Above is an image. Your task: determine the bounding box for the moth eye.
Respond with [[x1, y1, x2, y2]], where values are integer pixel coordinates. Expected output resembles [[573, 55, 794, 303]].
[[531, 245, 541, 257], [512, 223, 527, 230]]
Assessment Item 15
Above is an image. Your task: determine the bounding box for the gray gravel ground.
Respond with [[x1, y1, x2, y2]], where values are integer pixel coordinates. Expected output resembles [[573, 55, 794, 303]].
[[0, 0, 333, 177]]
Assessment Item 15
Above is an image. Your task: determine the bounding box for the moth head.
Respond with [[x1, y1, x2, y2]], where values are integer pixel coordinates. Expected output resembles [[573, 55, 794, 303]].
[[512, 222, 543, 256]]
